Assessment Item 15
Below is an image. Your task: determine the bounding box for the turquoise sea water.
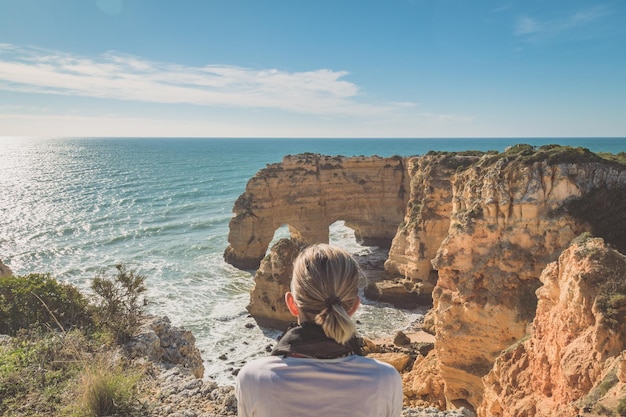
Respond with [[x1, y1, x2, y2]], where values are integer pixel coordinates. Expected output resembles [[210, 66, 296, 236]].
[[1, 137, 624, 383]]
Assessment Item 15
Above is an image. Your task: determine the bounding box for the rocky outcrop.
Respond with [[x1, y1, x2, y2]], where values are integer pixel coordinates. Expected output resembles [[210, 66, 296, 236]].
[[246, 238, 306, 330], [128, 316, 237, 416], [404, 349, 448, 409], [478, 238, 626, 417], [227, 145, 626, 414], [0, 260, 12, 277], [128, 316, 205, 379], [620, 351, 626, 383], [374, 153, 479, 307], [140, 366, 237, 417], [224, 154, 409, 269], [427, 148, 626, 409]]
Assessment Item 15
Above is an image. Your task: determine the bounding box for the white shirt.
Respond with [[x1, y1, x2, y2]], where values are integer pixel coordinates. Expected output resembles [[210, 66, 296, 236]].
[[236, 355, 403, 417]]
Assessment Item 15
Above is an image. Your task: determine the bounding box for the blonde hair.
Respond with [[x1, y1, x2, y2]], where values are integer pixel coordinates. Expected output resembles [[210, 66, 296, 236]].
[[290, 244, 361, 344]]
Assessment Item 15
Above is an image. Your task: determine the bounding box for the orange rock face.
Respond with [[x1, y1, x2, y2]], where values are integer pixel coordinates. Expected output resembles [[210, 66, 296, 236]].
[[385, 154, 474, 299], [227, 147, 626, 413], [246, 238, 306, 330], [224, 154, 409, 269], [430, 160, 586, 408], [479, 238, 626, 417], [423, 154, 626, 410]]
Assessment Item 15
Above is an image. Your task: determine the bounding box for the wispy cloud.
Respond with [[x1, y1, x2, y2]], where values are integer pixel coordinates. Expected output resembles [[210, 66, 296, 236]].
[[514, 16, 539, 36], [0, 44, 417, 118], [514, 5, 611, 40]]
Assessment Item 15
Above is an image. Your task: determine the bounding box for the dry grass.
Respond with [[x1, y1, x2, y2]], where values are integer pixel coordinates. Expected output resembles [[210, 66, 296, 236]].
[[74, 359, 143, 417]]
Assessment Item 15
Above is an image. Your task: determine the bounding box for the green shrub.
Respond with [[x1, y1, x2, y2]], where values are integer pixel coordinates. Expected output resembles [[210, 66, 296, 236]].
[[584, 368, 620, 407], [598, 151, 626, 166], [0, 273, 91, 335], [91, 264, 147, 344], [596, 404, 616, 416], [0, 329, 89, 416], [0, 266, 151, 416], [597, 369, 619, 398], [617, 396, 626, 416]]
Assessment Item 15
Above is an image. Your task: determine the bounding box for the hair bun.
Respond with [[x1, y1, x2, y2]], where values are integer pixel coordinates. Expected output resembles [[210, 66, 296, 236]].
[[324, 296, 341, 309]]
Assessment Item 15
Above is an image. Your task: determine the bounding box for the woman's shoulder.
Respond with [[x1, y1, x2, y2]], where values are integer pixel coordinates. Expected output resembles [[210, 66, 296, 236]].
[[239, 355, 284, 371], [353, 355, 401, 373]]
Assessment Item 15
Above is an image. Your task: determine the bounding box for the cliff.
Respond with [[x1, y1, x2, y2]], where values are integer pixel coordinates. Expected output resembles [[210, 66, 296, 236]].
[[479, 238, 626, 417], [224, 153, 409, 269], [376, 152, 479, 307], [225, 145, 626, 414], [426, 146, 626, 410]]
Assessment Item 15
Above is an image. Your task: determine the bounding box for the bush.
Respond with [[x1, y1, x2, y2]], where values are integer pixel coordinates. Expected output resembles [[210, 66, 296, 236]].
[[91, 264, 147, 344], [77, 363, 142, 417], [617, 397, 626, 416], [0, 273, 91, 335], [0, 266, 151, 416], [0, 329, 90, 416]]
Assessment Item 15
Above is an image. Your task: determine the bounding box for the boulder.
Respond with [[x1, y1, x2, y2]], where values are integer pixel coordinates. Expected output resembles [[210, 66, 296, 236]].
[[0, 259, 12, 277], [127, 316, 204, 379]]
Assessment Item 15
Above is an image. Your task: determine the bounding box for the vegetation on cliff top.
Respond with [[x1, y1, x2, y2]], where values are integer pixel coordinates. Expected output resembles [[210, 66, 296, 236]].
[[0, 265, 148, 416], [481, 143, 626, 168], [583, 244, 626, 331], [427, 144, 626, 171]]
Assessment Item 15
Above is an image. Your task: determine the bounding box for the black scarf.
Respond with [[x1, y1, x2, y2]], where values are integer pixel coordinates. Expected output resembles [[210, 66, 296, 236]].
[[271, 322, 363, 359]]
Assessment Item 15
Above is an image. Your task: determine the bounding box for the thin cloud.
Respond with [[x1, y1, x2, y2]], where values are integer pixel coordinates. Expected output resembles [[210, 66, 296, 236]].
[[0, 44, 403, 117], [514, 5, 611, 41], [514, 16, 539, 36]]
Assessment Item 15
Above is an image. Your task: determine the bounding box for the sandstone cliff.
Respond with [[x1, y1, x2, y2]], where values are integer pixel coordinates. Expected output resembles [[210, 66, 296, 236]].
[[246, 238, 306, 329], [226, 145, 626, 414], [426, 147, 626, 410], [479, 238, 626, 417], [376, 152, 480, 307], [224, 153, 409, 269]]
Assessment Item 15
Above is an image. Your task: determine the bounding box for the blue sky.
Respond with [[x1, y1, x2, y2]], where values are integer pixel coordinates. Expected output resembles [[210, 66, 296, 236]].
[[1, 0, 625, 138]]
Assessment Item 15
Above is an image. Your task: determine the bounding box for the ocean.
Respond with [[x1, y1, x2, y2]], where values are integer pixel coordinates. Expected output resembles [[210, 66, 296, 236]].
[[1, 137, 624, 384]]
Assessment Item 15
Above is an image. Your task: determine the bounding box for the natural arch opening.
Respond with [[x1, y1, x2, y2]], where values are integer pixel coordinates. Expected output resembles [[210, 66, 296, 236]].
[[329, 220, 361, 252], [266, 224, 296, 256], [329, 220, 386, 261], [330, 219, 389, 293]]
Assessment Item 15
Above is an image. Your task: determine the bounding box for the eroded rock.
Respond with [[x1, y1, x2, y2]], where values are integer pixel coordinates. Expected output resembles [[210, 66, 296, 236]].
[[227, 146, 626, 414], [246, 238, 306, 330], [0, 259, 12, 277], [478, 238, 626, 417], [224, 154, 409, 269], [128, 316, 204, 379]]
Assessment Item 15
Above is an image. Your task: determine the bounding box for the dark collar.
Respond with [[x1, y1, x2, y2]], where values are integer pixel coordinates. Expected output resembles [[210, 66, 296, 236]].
[[271, 322, 363, 359]]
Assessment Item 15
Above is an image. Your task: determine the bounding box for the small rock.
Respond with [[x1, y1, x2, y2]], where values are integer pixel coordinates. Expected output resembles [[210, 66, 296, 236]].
[[394, 331, 411, 346]]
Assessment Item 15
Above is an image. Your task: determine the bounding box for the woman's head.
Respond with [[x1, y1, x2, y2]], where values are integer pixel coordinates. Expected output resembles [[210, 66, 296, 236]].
[[287, 244, 361, 344]]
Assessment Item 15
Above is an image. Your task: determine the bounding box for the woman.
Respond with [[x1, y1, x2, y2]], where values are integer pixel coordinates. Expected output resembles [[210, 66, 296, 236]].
[[236, 244, 403, 417]]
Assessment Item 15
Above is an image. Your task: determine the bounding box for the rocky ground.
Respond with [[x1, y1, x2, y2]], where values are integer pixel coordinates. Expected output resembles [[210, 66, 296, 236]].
[[131, 315, 474, 417]]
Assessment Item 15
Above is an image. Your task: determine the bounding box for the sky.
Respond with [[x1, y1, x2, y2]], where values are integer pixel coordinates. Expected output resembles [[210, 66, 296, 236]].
[[0, 0, 625, 138]]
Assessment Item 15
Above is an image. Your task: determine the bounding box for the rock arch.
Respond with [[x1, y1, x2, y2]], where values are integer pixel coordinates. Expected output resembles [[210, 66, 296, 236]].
[[224, 153, 409, 269]]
